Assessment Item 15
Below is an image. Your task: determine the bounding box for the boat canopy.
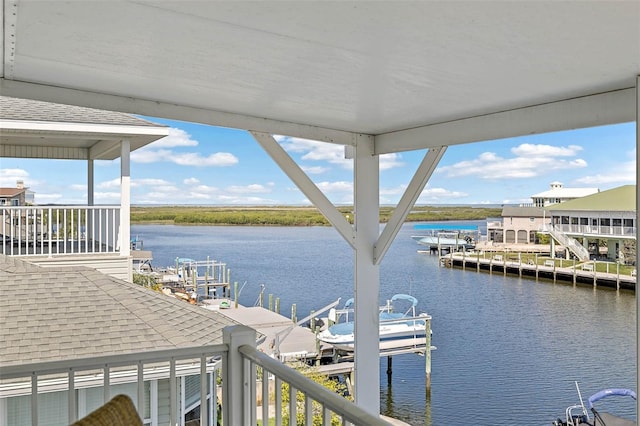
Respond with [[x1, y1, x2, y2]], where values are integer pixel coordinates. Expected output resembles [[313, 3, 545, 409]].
[[413, 224, 478, 231], [390, 294, 418, 307], [588, 389, 637, 409]]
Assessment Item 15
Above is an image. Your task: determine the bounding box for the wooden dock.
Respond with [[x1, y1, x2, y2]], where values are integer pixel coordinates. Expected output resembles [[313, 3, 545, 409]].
[[439, 252, 636, 291]]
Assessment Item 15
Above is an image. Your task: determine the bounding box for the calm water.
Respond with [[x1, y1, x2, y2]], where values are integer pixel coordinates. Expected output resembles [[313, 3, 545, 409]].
[[132, 222, 637, 426]]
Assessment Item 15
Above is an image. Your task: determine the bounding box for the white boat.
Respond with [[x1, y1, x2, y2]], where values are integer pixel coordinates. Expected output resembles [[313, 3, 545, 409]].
[[411, 232, 476, 250], [317, 294, 431, 351]]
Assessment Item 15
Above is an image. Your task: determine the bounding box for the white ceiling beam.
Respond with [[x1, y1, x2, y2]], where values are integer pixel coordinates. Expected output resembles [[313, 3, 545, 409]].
[[375, 88, 636, 154], [0, 79, 361, 146], [250, 131, 355, 249], [374, 146, 446, 265], [89, 140, 121, 160]]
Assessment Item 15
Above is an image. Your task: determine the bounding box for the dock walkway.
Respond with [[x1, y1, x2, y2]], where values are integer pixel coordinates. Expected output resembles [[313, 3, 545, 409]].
[[440, 252, 635, 291]]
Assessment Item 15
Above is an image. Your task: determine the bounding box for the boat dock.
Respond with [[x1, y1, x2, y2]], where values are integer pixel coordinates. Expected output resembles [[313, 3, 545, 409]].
[[439, 251, 636, 291], [200, 296, 435, 390]]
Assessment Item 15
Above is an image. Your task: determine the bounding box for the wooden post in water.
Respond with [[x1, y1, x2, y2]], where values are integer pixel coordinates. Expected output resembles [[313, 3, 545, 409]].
[[593, 261, 597, 288], [275, 298, 280, 314], [234, 281, 238, 308], [259, 291, 263, 307], [535, 253, 539, 280], [476, 250, 480, 272], [310, 310, 316, 332], [503, 251, 507, 276], [387, 356, 393, 381], [269, 294, 273, 311], [425, 317, 432, 394], [291, 304, 297, 323]]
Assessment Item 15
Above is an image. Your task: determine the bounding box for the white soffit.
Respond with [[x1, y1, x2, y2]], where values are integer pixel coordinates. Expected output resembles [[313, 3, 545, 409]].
[[1, 1, 639, 150]]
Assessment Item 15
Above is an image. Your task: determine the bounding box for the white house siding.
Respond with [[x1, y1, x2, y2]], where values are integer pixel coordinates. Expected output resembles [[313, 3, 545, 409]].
[[25, 255, 133, 282]]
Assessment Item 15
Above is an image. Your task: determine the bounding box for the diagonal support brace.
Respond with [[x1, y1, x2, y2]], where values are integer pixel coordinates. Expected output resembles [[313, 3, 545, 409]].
[[374, 146, 447, 264], [250, 131, 355, 249]]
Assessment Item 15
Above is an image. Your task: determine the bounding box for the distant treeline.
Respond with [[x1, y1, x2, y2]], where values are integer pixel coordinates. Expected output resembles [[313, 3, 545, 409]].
[[131, 206, 503, 226]]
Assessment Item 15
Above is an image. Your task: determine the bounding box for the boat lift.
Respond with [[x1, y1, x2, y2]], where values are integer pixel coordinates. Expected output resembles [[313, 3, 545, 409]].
[[271, 298, 341, 359]]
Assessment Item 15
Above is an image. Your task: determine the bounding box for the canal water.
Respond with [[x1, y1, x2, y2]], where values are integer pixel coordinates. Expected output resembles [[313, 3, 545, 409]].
[[131, 222, 636, 426]]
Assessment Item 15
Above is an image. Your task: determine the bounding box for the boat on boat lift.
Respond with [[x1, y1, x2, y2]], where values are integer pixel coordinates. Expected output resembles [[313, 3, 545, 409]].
[[316, 294, 431, 352]]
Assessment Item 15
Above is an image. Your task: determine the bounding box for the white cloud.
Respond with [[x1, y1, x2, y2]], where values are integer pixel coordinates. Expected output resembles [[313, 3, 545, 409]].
[[0, 168, 30, 186], [132, 149, 238, 166], [70, 184, 87, 191], [97, 178, 121, 189], [437, 143, 588, 180], [574, 160, 636, 185], [147, 127, 199, 148], [301, 166, 328, 174], [184, 177, 200, 185], [131, 130, 238, 167], [511, 143, 582, 157], [172, 152, 238, 167], [380, 153, 405, 171], [316, 181, 353, 193]]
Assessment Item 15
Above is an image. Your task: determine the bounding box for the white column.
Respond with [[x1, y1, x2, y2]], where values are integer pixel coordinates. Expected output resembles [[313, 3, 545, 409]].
[[635, 74, 639, 422], [88, 159, 94, 206], [222, 325, 257, 426], [120, 140, 131, 260], [353, 134, 380, 415]]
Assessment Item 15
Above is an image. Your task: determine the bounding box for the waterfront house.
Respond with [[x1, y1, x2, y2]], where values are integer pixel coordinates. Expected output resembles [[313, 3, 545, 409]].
[[487, 182, 599, 246], [487, 206, 547, 245], [0, 2, 637, 420], [0, 181, 33, 207], [0, 96, 170, 282], [531, 181, 599, 208], [546, 185, 636, 262], [0, 255, 240, 426]]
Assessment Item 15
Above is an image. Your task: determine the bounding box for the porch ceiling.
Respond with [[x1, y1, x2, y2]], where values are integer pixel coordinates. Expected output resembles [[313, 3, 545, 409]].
[[1, 1, 638, 151]]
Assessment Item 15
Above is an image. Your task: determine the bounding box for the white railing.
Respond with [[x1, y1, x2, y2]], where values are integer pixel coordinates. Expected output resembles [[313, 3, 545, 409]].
[[0, 325, 391, 426], [553, 224, 636, 238], [549, 225, 590, 261], [1, 206, 120, 257]]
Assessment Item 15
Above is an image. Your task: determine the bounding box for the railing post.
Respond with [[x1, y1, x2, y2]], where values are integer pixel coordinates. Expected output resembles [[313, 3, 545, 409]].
[[223, 325, 257, 426]]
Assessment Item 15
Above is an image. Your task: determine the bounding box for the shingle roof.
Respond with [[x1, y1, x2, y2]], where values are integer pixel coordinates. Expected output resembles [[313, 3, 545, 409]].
[[0, 96, 163, 128], [531, 187, 599, 199], [0, 188, 26, 198], [501, 206, 545, 217], [546, 185, 636, 212], [0, 256, 239, 367]]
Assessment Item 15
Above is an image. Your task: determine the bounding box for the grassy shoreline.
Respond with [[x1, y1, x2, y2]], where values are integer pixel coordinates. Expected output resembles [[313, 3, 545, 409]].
[[131, 205, 502, 226]]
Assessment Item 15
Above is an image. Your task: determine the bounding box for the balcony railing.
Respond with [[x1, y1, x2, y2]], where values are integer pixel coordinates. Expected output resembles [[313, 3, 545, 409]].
[[1, 206, 121, 257], [553, 223, 637, 237], [0, 325, 391, 426]]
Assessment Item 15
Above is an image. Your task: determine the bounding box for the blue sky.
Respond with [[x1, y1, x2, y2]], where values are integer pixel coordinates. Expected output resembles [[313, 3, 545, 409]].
[[1, 118, 635, 206]]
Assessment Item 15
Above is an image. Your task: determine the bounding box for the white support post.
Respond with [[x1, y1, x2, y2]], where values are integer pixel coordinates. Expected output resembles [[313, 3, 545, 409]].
[[635, 74, 639, 423], [223, 325, 257, 426], [88, 159, 94, 207], [352, 134, 380, 416], [120, 140, 131, 267]]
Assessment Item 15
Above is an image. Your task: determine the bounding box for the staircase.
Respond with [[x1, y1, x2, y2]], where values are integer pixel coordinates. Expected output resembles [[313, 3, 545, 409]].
[[549, 225, 590, 261]]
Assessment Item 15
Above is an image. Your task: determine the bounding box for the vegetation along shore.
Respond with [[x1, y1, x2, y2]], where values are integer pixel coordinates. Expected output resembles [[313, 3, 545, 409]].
[[130, 205, 502, 226]]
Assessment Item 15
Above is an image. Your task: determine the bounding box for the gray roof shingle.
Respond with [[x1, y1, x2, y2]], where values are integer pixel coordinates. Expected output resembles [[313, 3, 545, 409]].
[[0, 96, 164, 128], [0, 256, 239, 367]]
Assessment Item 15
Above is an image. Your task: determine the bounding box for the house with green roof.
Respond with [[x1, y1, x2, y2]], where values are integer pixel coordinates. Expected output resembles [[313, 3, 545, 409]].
[[546, 185, 636, 262]]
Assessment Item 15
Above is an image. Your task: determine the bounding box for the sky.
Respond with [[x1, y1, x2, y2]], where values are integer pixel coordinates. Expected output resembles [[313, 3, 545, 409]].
[[0, 118, 636, 206]]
